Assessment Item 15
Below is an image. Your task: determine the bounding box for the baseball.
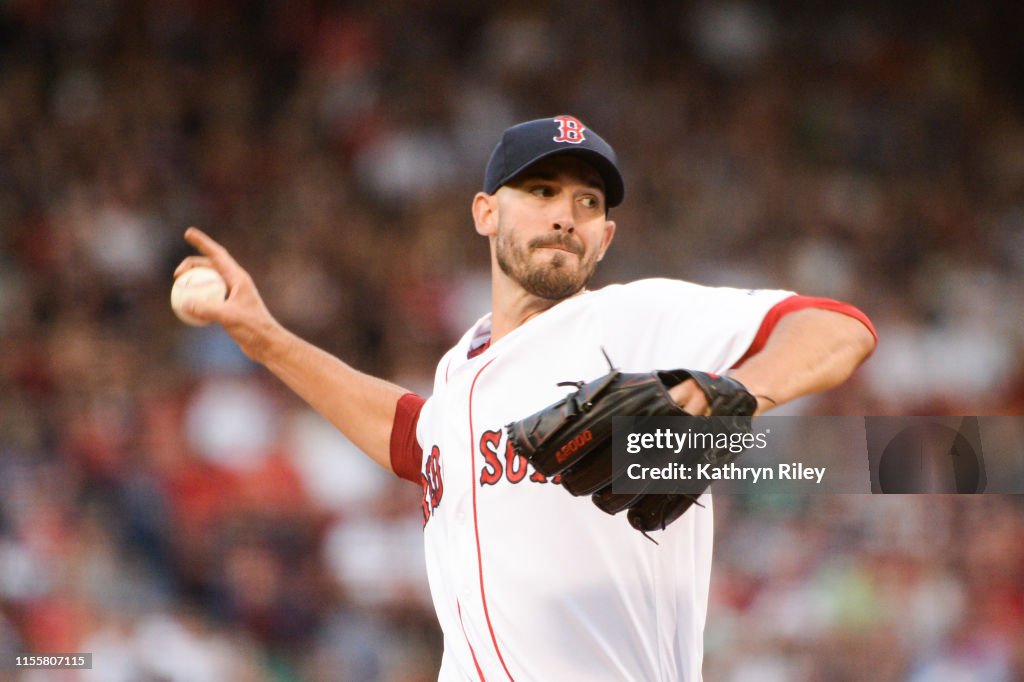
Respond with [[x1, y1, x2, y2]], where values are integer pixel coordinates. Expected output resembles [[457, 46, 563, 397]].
[[170, 266, 227, 326]]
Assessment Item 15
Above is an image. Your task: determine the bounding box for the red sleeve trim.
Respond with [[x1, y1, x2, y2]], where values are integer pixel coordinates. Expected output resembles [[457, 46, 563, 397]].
[[390, 393, 426, 483], [733, 295, 878, 368]]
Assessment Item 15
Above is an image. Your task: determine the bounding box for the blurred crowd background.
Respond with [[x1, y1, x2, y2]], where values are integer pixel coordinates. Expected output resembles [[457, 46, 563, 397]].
[[1, 1, 1022, 680]]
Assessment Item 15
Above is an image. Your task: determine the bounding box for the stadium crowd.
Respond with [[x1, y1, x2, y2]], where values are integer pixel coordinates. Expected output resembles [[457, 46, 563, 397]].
[[0, 1, 1022, 680]]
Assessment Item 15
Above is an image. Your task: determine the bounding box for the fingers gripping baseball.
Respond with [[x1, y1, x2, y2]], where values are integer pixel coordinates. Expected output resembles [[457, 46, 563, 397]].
[[175, 227, 282, 362]]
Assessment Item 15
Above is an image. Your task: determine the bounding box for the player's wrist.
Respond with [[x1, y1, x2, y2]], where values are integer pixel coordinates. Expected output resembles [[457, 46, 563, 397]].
[[246, 317, 293, 366], [754, 394, 778, 414], [720, 371, 777, 414]]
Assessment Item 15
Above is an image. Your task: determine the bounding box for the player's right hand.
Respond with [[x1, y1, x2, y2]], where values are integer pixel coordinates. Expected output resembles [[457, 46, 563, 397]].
[[174, 227, 284, 364]]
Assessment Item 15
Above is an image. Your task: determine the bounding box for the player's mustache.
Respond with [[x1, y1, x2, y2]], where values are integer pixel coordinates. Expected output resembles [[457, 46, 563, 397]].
[[529, 234, 584, 256]]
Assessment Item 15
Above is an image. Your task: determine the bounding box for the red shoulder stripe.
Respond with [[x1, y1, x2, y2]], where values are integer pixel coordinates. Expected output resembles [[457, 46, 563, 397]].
[[733, 295, 877, 368]]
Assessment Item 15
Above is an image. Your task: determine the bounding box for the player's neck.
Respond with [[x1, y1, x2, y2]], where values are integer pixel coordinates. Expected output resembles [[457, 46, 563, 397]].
[[489, 276, 581, 343], [490, 299, 554, 343]]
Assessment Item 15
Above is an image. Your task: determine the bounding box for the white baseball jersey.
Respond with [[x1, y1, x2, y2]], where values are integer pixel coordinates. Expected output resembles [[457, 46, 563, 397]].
[[410, 278, 794, 681]]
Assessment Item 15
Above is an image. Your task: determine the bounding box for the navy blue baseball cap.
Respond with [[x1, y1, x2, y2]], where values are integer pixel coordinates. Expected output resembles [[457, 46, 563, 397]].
[[483, 115, 625, 208]]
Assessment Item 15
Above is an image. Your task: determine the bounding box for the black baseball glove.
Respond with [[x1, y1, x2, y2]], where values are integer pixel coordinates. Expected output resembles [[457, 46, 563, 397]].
[[505, 360, 757, 535]]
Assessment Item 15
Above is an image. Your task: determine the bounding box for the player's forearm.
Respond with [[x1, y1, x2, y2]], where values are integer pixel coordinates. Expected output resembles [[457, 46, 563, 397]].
[[730, 308, 876, 411], [258, 324, 410, 471], [172, 229, 411, 471]]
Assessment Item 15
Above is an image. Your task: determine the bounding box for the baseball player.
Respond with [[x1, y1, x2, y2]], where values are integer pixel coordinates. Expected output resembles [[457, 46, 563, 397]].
[[175, 115, 876, 681]]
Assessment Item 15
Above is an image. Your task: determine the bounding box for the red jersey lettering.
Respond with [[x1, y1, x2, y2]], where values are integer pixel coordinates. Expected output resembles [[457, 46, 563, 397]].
[[504, 438, 529, 483], [479, 429, 503, 486], [421, 445, 444, 526], [477, 427, 562, 486]]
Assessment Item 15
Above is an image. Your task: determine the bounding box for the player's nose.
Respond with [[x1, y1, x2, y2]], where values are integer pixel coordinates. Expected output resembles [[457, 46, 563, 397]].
[[551, 196, 576, 233]]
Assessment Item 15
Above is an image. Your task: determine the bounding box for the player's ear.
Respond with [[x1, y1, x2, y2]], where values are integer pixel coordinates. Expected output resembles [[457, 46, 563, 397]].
[[597, 220, 616, 261], [472, 192, 498, 237]]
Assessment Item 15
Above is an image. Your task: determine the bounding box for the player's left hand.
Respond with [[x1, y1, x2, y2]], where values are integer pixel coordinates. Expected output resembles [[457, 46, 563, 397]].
[[671, 379, 776, 415], [506, 367, 761, 534], [668, 379, 711, 416]]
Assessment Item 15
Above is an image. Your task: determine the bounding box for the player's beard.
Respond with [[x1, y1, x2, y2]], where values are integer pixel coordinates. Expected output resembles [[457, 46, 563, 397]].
[[495, 230, 600, 300]]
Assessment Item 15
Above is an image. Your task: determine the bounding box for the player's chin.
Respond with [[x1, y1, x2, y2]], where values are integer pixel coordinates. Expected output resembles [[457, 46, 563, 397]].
[[525, 269, 590, 300], [534, 248, 581, 267]]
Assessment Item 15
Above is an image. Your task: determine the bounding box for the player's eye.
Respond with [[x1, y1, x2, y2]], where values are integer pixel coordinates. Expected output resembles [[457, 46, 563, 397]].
[[529, 185, 555, 197], [579, 195, 601, 210]]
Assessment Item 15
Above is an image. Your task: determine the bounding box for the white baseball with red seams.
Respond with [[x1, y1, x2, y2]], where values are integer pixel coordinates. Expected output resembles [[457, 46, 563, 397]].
[[413, 278, 794, 682], [170, 265, 227, 326]]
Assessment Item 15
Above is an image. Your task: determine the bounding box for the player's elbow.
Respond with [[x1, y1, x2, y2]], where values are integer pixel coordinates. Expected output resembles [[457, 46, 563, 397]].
[[828, 316, 877, 386], [849, 317, 877, 364]]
